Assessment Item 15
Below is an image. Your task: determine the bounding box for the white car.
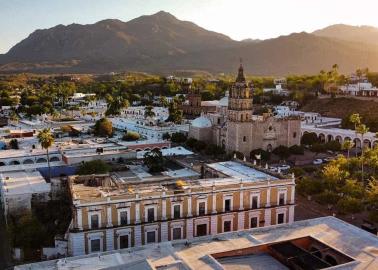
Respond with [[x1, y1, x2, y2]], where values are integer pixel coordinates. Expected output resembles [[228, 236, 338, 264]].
[[313, 159, 323, 165], [269, 166, 278, 172], [278, 164, 291, 171]]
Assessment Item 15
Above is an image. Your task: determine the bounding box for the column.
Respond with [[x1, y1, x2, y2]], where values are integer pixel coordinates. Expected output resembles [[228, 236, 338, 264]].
[[162, 192, 167, 220], [212, 186, 217, 214], [134, 225, 142, 246], [106, 229, 114, 251], [77, 208, 83, 230], [107, 206, 113, 227], [288, 205, 295, 224], [211, 215, 217, 235], [161, 222, 168, 242], [186, 191, 193, 239], [266, 185, 271, 207], [239, 183, 244, 210], [290, 185, 295, 204], [187, 192, 192, 217], [135, 196, 141, 223], [264, 209, 271, 226]]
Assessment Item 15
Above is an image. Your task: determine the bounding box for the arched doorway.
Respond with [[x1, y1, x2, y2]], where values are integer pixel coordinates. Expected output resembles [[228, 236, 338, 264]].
[[353, 138, 362, 149], [319, 133, 326, 143], [327, 134, 334, 142]]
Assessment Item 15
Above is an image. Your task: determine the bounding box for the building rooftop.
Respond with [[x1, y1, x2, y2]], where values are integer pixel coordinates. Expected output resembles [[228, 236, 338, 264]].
[[14, 216, 378, 270], [207, 161, 278, 181], [0, 170, 50, 196]]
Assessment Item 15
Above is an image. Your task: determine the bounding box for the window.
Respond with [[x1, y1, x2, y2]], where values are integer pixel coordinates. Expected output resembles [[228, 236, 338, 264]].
[[146, 231, 156, 243], [250, 217, 258, 228], [196, 224, 207, 237], [173, 205, 181, 219], [91, 239, 101, 252], [120, 211, 128, 226], [147, 208, 155, 222], [198, 202, 206, 216], [119, 235, 129, 249], [293, 132, 297, 138], [243, 136, 247, 142], [277, 213, 285, 224], [91, 214, 99, 229], [224, 199, 231, 212], [172, 227, 182, 240], [279, 193, 285, 206], [251, 195, 259, 209], [223, 221, 231, 232]]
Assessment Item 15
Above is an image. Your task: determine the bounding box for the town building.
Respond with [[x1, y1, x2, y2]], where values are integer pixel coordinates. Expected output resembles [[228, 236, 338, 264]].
[[189, 64, 301, 157], [15, 216, 378, 270], [66, 160, 295, 256], [339, 74, 378, 97], [263, 78, 290, 96], [0, 170, 51, 217]]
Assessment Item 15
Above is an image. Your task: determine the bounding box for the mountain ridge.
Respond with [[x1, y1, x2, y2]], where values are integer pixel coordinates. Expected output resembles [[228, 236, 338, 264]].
[[2, 11, 378, 75]]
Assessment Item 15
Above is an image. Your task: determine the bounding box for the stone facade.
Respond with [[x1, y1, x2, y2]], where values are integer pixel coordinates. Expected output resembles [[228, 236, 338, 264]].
[[67, 169, 295, 256], [189, 63, 301, 157]]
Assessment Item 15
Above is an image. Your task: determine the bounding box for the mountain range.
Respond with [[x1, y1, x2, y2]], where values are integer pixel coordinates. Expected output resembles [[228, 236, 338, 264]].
[[1, 11, 378, 75]]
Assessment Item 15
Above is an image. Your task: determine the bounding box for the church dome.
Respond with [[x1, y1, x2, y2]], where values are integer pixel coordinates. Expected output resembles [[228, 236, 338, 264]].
[[219, 96, 228, 107], [191, 116, 212, 128]]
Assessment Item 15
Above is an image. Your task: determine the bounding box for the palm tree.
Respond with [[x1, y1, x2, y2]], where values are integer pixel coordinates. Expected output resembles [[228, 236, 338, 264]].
[[342, 139, 354, 159], [350, 113, 361, 156], [356, 124, 369, 183], [37, 128, 55, 181], [144, 106, 155, 119]]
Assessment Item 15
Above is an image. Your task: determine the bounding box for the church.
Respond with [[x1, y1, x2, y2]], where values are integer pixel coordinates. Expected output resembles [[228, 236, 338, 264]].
[[189, 63, 301, 158]]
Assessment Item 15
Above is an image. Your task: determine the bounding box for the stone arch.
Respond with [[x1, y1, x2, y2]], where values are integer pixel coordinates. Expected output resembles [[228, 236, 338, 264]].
[[318, 133, 326, 143], [135, 149, 142, 152], [363, 139, 372, 149], [152, 147, 160, 151], [353, 138, 362, 149], [162, 146, 168, 149], [50, 156, 60, 162], [23, 159, 34, 165], [9, 160, 20, 165], [0, 162, 5, 166], [324, 255, 338, 266], [335, 136, 343, 143], [36, 157, 47, 163], [327, 134, 334, 142], [144, 148, 151, 151], [267, 144, 273, 152]]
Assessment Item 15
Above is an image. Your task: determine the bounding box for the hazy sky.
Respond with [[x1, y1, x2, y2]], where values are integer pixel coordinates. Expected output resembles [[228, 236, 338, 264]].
[[1, 0, 378, 53]]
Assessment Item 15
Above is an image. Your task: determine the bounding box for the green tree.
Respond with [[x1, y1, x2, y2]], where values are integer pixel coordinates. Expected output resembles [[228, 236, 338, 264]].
[[342, 139, 354, 159], [37, 128, 54, 180], [336, 197, 363, 215], [94, 118, 113, 137], [122, 131, 140, 141], [77, 160, 110, 175], [143, 149, 165, 173], [144, 106, 156, 119], [9, 139, 19, 150], [273, 145, 291, 160], [356, 123, 369, 181], [301, 132, 319, 145]]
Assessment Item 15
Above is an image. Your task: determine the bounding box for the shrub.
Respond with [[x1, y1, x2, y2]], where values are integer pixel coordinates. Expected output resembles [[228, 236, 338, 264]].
[[162, 132, 171, 140], [301, 132, 319, 145], [186, 138, 198, 149], [93, 118, 113, 137], [314, 190, 340, 205], [296, 177, 325, 196], [273, 145, 291, 160], [337, 197, 363, 214], [250, 148, 270, 161], [9, 139, 19, 150], [205, 144, 225, 156], [122, 131, 140, 141], [171, 132, 187, 144], [233, 151, 245, 160], [77, 160, 110, 175], [325, 141, 341, 152], [288, 167, 306, 177], [310, 143, 327, 153], [194, 140, 207, 152], [289, 145, 304, 155]]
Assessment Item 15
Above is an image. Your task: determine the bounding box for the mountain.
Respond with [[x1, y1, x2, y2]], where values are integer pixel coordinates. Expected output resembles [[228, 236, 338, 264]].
[[2, 12, 378, 75], [313, 24, 378, 45]]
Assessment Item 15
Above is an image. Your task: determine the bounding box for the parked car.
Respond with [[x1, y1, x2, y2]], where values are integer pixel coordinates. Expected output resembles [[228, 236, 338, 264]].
[[313, 159, 323, 165], [269, 166, 278, 172], [278, 164, 291, 171]]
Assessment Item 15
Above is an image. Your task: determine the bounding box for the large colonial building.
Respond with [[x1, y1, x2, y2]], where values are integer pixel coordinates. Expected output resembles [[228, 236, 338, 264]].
[[189, 64, 301, 157], [67, 160, 295, 256]]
